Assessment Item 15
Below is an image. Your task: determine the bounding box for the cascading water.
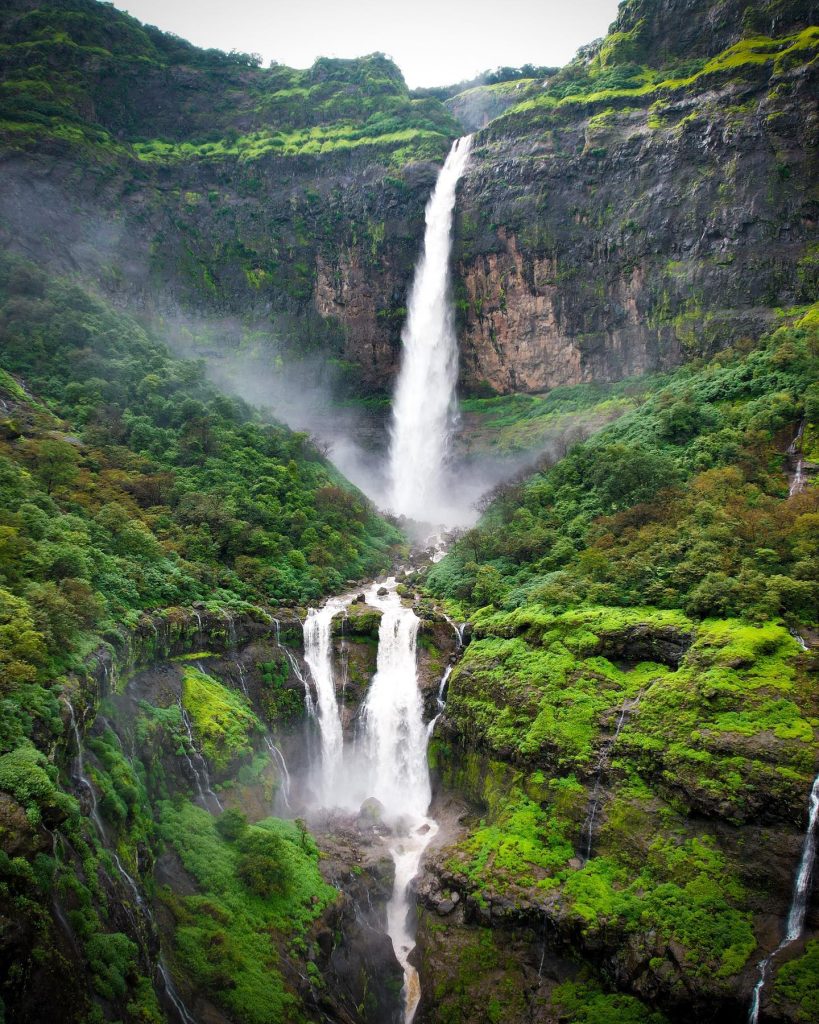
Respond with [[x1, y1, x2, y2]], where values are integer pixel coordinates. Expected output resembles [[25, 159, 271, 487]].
[[63, 698, 199, 1024], [388, 135, 472, 523], [303, 598, 348, 805], [180, 704, 223, 812], [362, 583, 430, 817], [748, 772, 819, 1023], [363, 580, 438, 1023]]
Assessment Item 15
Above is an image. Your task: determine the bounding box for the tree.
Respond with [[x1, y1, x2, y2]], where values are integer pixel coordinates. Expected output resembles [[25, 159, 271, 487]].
[[0, 588, 46, 688], [216, 808, 248, 842], [33, 439, 80, 495], [236, 828, 290, 897]]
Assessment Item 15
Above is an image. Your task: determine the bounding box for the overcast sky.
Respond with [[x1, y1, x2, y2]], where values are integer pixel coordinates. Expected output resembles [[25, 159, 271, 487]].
[[111, 0, 623, 88]]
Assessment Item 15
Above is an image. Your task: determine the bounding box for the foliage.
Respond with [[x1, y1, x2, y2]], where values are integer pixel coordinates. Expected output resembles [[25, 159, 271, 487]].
[[0, 252, 399, 697], [158, 800, 335, 1024], [428, 312, 818, 625], [0, 2, 457, 165], [773, 941, 819, 1022], [182, 666, 261, 772]]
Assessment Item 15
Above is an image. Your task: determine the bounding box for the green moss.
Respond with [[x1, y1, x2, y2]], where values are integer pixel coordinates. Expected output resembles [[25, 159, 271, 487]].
[[182, 666, 262, 772], [773, 941, 819, 1021], [552, 976, 668, 1023], [449, 786, 574, 890]]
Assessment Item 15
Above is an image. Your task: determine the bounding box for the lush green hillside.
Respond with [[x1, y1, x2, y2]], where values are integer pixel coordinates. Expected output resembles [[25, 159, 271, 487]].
[[416, 309, 818, 1022], [0, 0, 456, 164], [0, 252, 399, 681]]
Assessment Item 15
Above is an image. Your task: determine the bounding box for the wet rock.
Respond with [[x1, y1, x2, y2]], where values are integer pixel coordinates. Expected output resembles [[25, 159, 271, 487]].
[[359, 797, 385, 824]]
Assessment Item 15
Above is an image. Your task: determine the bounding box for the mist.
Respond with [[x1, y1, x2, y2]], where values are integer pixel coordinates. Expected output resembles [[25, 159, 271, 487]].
[[157, 304, 593, 537]]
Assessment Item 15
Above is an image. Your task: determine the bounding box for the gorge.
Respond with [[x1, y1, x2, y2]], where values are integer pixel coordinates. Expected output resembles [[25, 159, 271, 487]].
[[0, 0, 817, 1023]]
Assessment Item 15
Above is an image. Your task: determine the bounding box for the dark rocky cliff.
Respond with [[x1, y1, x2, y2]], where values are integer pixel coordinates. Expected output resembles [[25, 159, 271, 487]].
[[0, 0, 816, 398]]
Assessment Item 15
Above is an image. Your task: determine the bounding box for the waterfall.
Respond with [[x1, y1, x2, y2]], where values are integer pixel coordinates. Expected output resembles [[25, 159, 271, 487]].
[[748, 772, 819, 1023], [363, 580, 438, 1023], [264, 735, 292, 812], [787, 419, 807, 497], [388, 135, 472, 522], [180, 705, 223, 812], [579, 693, 641, 861], [303, 599, 347, 805], [362, 584, 430, 817], [64, 698, 199, 1022]]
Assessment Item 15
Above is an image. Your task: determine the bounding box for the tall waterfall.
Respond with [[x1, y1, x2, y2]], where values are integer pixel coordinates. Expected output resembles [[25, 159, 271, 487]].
[[303, 599, 348, 806], [388, 135, 472, 522], [748, 771, 819, 1023]]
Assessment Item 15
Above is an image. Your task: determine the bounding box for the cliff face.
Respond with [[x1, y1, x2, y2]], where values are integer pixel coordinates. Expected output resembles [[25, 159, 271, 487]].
[[315, 5, 818, 394], [0, 0, 816, 400], [449, 56, 817, 392]]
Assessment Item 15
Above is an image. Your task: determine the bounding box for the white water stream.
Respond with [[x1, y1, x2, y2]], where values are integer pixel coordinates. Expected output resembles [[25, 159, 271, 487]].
[[388, 135, 472, 523], [298, 578, 445, 1022], [363, 581, 438, 1023], [748, 771, 819, 1022], [303, 598, 349, 806]]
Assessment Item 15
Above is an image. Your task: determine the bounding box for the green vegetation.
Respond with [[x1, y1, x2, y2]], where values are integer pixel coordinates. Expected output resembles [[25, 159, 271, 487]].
[[158, 800, 336, 1024], [490, 27, 819, 131], [774, 941, 819, 1021], [426, 307, 817, 1013], [0, 252, 398, 687], [0, 2, 456, 165], [0, 250, 397, 1019], [457, 377, 650, 455], [429, 310, 818, 623], [182, 666, 262, 772], [552, 976, 668, 1023]]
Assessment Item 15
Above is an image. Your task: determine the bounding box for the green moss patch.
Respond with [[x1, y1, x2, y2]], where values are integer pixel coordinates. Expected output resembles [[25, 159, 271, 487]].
[[182, 666, 262, 772]]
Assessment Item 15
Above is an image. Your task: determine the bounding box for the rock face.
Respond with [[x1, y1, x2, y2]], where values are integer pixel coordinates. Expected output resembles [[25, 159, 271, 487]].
[[0, 0, 816, 400]]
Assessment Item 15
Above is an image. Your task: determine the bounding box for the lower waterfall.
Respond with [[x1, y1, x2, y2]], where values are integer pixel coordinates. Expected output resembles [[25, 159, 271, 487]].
[[364, 580, 438, 1022], [298, 578, 443, 1021]]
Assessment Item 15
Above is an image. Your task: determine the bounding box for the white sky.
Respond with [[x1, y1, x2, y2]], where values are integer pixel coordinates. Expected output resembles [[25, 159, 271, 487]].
[[111, 0, 623, 88]]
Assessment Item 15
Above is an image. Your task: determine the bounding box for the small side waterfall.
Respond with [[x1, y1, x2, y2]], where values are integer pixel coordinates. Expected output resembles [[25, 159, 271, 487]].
[[788, 419, 807, 497], [180, 705, 223, 812], [63, 698, 199, 1024], [388, 135, 473, 522], [579, 693, 641, 861], [264, 735, 292, 811], [748, 772, 819, 1023], [303, 599, 348, 805]]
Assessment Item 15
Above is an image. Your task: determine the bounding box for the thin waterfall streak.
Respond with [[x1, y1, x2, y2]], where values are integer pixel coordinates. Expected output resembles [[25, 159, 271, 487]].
[[158, 961, 198, 1024], [388, 136, 472, 522], [264, 735, 292, 811], [748, 772, 819, 1023], [579, 693, 641, 861], [180, 705, 223, 812]]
